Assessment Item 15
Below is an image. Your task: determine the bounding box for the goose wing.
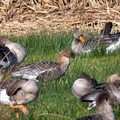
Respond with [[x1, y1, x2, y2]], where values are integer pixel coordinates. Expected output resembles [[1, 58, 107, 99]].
[[81, 83, 109, 102], [6, 80, 25, 96], [85, 35, 119, 49], [0, 80, 24, 96], [12, 61, 60, 80], [76, 114, 104, 120], [81, 89, 104, 102], [0, 45, 17, 68]]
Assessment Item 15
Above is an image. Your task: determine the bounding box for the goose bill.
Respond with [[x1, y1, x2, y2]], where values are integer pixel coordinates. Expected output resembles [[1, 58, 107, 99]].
[[79, 37, 85, 42]]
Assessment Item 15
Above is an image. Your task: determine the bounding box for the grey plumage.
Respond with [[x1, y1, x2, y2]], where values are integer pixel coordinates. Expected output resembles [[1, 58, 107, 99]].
[[71, 73, 97, 99]]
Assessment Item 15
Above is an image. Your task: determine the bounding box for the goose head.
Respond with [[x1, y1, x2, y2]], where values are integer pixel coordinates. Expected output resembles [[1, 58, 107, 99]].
[[0, 36, 11, 46], [107, 73, 120, 83], [73, 28, 85, 42], [96, 91, 117, 112], [100, 22, 113, 37], [80, 72, 97, 85], [58, 50, 77, 63]]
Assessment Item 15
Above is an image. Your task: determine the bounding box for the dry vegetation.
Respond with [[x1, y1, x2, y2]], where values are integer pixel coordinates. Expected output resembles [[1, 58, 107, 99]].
[[0, 0, 120, 36]]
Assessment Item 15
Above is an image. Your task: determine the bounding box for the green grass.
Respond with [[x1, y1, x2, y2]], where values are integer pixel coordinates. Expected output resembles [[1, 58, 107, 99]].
[[0, 31, 120, 120]]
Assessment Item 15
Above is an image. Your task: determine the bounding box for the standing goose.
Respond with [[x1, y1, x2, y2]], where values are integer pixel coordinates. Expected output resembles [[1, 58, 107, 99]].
[[12, 50, 77, 82], [72, 22, 120, 53], [81, 73, 120, 110], [71, 73, 97, 100], [76, 91, 117, 120], [0, 36, 27, 68], [0, 79, 39, 114]]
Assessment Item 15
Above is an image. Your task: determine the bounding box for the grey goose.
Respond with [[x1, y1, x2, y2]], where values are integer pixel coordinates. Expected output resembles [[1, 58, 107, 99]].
[[12, 50, 77, 82], [72, 22, 120, 53], [0, 79, 39, 114], [71, 73, 97, 99], [76, 91, 116, 120]]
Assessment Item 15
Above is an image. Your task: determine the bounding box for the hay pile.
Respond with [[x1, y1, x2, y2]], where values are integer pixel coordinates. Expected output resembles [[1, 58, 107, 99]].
[[0, 0, 120, 36]]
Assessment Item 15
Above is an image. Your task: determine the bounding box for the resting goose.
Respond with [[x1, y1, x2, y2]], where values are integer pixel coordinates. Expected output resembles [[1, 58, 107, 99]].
[[71, 73, 97, 99], [81, 73, 120, 110], [12, 50, 77, 82], [76, 91, 116, 120], [0, 79, 39, 114], [0, 36, 27, 68], [72, 22, 120, 53]]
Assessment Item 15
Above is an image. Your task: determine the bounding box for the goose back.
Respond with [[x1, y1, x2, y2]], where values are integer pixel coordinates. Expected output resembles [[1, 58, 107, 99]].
[[72, 73, 97, 99]]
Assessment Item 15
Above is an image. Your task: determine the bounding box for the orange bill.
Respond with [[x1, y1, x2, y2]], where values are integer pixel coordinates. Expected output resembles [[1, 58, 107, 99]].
[[79, 36, 85, 42], [109, 105, 113, 108]]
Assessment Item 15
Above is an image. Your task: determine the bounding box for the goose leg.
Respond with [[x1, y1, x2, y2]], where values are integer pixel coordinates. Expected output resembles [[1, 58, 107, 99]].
[[10, 104, 29, 114]]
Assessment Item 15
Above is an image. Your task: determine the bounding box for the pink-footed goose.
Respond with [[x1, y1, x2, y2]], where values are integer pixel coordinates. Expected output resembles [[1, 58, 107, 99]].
[[81, 73, 120, 110], [0, 36, 27, 69], [0, 79, 39, 114], [71, 73, 97, 100], [12, 50, 77, 82], [72, 22, 120, 53], [76, 91, 117, 120]]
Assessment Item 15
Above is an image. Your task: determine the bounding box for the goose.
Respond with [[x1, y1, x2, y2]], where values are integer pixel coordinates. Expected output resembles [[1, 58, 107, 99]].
[[81, 73, 120, 110], [0, 36, 27, 68], [76, 91, 117, 120], [0, 79, 39, 114], [71, 73, 97, 99], [72, 22, 120, 53], [12, 50, 77, 82]]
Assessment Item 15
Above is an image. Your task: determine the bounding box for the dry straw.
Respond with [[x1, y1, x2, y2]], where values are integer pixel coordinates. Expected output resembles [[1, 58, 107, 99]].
[[0, 0, 120, 36]]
